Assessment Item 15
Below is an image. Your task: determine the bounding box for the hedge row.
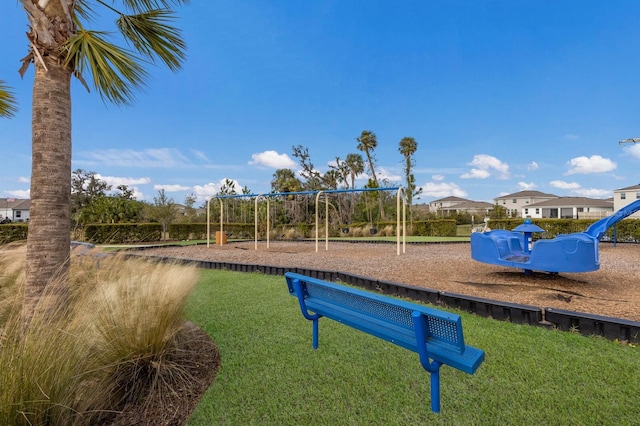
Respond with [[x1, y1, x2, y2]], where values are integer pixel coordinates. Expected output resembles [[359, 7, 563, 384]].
[[0, 224, 28, 244], [4, 218, 637, 244], [83, 223, 162, 244]]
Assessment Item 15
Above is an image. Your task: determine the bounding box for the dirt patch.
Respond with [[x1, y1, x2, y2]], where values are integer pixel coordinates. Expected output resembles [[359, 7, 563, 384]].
[[141, 241, 640, 322]]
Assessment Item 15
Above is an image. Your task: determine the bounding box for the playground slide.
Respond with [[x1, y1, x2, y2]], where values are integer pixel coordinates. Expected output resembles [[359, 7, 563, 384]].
[[471, 199, 640, 273], [585, 199, 640, 241]]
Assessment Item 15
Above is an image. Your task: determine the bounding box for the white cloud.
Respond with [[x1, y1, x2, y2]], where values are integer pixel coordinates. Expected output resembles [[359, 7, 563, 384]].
[[154, 184, 191, 192], [376, 167, 402, 183], [18, 176, 30, 184], [527, 161, 539, 171], [191, 149, 210, 162], [249, 150, 296, 169], [565, 155, 616, 175], [79, 148, 191, 168], [432, 174, 445, 181], [623, 144, 640, 160], [192, 179, 244, 203], [97, 175, 151, 187], [550, 180, 581, 190], [573, 188, 611, 198], [461, 168, 491, 179], [517, 182, 537, 190], [420, 181, 468, 198], [6, 189, 30, 198], [461, 154, 510, 179], [564, 134, 580, 140]]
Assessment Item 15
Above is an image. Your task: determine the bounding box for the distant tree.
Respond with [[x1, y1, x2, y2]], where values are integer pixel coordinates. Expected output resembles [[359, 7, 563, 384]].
[[79, 195, 144, 224], [0, 80, 17, 117], [328, 157, 350, 189], [322, 169, 340, 190], [218, 178, 239, 196], [182, 192, 198, 222], [490, 203, 508, 219], [271, 169, 303, 194], [71, 169, 112, 228], [356, 130, 385, 219], [292, 145, 323, 190], [398, 136, 420, 228], [345, 153, 365, 189], [115, 184, 136, 200], [149, 189, 176, 240]]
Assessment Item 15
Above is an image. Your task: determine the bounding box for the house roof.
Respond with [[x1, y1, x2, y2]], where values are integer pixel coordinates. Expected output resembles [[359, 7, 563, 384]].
[[527, 197, 613, 208], [494, 190, 557, 200], [614, 184, 640, 192], [430, 196, 471, 203], [0, 198, 30, 210]]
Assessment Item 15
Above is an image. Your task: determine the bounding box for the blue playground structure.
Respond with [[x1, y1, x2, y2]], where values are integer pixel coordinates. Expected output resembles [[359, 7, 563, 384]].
[[471, 199, 640, 274]]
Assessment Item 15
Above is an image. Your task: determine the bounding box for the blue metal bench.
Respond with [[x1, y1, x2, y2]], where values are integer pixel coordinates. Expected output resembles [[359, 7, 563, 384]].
[[285, 272, 485, 413]]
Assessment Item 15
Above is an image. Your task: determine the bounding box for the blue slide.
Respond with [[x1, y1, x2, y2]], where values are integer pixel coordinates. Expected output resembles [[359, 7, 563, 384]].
[[584, 199, 640, 241], [471, 200, 640, 273]]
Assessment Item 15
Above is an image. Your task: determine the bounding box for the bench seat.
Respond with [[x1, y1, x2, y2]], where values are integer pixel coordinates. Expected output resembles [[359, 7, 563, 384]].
[[285, 272, 485, 413]]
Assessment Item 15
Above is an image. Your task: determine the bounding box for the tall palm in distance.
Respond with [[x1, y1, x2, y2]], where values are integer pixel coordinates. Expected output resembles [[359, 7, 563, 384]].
[[17, 0, 188, 322], [398, 136, 419, 229], [356, 130, 386, 220], [345, 153, 364, 190]]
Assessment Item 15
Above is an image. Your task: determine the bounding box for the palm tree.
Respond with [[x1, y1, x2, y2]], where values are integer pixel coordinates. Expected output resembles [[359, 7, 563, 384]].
[[345, 153, 364, 190], [0, 80, 17, 117], [398, 136, 419, 229], [356, 130, 385, 220], [17, 0, 187, 322]]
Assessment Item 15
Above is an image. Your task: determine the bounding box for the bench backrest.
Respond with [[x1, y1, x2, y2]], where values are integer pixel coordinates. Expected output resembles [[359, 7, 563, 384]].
[[285, 272, 466, 354]]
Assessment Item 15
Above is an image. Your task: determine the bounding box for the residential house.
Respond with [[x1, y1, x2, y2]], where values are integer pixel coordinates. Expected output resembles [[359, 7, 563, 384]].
[[494, 191, 558, 218], [429, 196, 493, 218], [523, 197, 613, 219], [613, 184, 640, 219], [0, 198, 30, 222]]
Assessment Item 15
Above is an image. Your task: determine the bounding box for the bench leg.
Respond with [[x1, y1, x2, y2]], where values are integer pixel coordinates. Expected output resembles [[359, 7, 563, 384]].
[[412, 311, 444, 413], [430, 366, 441, 413], [312, 318, 319, 349], [292, 278, 323, 349]]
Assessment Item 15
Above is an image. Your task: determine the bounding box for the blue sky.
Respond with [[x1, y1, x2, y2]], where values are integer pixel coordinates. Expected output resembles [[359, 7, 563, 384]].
[[2, 1, 640, 205]]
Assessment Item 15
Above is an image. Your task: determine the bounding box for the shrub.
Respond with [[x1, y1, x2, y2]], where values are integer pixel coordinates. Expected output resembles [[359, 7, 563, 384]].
[[0, 245, 200, 425]]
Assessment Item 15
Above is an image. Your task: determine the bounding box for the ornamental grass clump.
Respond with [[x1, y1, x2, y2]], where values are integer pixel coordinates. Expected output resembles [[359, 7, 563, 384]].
[[0, 244, 200, 425]]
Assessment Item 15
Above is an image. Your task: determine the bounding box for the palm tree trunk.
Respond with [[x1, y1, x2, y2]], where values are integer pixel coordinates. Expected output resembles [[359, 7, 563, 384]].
[[365, 152, 386, 221], [22, 56, 72, 324]]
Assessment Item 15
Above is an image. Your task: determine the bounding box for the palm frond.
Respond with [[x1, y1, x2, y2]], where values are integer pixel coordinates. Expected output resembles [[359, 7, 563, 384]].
[[120, 0, 190, 13], [117, 9, 186, 71], [74, 0, 98, 23], [0, 81, 18, 118], [63, 30, 149, 106]]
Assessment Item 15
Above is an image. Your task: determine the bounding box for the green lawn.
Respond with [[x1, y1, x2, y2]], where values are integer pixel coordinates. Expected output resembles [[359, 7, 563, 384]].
[[186, 270, 639, 425]]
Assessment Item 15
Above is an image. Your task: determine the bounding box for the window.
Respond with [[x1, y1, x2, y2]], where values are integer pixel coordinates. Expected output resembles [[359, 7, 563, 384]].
[[535, 209, 540, 214], [524, 208, 529, 215], [636, 192, 640, 199], [15, 211, 21, 218], [512, 199, 517, 203], [621, 193, 626, 200]]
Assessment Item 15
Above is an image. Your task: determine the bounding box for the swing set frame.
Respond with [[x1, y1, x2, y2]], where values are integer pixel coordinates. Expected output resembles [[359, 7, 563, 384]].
[[206, 187, 407, 255]]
